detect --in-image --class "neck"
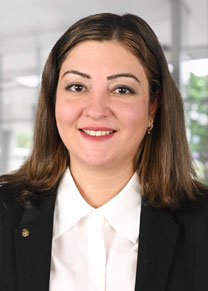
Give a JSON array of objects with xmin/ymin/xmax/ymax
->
[{"xmin": 70, "ymin": 161, "xmax": 135, "ymax": 208}]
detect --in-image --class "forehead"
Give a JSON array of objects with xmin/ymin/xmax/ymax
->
[
  {"xmin": 60, "ymin": 40, "xmax": 148, "ymax": 80},
  {"xmin": 67, "ymin": 40, "xmax": 135, "ymax": 57}
]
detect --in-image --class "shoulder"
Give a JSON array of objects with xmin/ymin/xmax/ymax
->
[
  {"xmin": 194, "ymin": 187, "xmax": 208, "ymax": 217},
  {"xmin": 170, "ymin": 187, "xmax": 208, "ymax": 247},
  {"xmin": 171, "ymin": 187, "xmax": 208, "ymax": 225},
  {"xmin": 193, "ymin": 188, "xmax": 208, "ymax": 230},
  {"xmin": 0, "ymin": 184, "xmax": 24, "ymax": 264},
  {"xmin": 191, "ymin": 188, "xmax": 208, "ymax": 285},
  {"xmin": 0, "ymin": 181, "xmax": 58, "ymax": 217},
  {"xmin": 0, "ymin": 182, "xmax": 24, "ymax": 215}
]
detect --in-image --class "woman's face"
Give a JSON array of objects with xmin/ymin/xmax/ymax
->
[{"xmin": 55, "ymin": 40, "xmax": 157, "ymax": 171}]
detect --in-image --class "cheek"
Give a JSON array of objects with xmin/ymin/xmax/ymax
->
[
  {"xmin": 119, "ymin": 99, "xmax": 149, "ymax": 130},
  {"xmin": 55, "ymin": 99, "xmax": 79, "ymax": 127}
]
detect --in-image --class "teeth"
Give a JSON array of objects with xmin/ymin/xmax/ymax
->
[{"xmin": 82, "ymin": 129, "xmax": 114, "ymax": 136}]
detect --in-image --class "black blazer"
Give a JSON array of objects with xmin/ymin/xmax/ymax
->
[{"xmin": 1, "ymin": 184, "xmax": 208, "ymax": 291}]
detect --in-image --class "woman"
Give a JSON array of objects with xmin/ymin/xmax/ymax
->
[{"xmin": 0, "ymin": 13, "xmax": 208, "ymax": 291}]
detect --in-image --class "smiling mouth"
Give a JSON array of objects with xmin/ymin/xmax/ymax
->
[{"xmin": 80, "ymin": 129, "xmax": 116, "ymax": 136}]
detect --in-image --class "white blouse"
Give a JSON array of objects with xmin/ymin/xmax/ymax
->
[{"xmin": 49, "ymin": 168, "xmax": 141, "ymax": 291}]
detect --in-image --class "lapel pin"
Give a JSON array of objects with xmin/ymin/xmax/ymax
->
[{"xmin": 22, "ymin": 228, "xmax": 30, "ymax": 238}]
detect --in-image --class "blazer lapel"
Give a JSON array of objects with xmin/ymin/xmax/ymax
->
[
  {"xmin": 14, "ymin": 189, "xmax": 57, "ymax": 291},
  {"xmin": 134, "ymin": 201, "xmax": 179, "ymax": 291}
]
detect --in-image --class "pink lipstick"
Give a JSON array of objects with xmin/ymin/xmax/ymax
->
[{"xmin": 79, "ymin": 127, "xmax": 117, "ymax": 141}]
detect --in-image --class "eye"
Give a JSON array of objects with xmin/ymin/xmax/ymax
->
[
  {"xmin": 65, "ymin": 83, "xmax": 86, "ymax": 92},
  {"xmin": 114, "ymin": 86, "xmax": 135, "ymax": 95}
]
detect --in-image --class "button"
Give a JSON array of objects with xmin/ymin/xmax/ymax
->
[{"xmin": 22, "ymin": 228, "xmax": 30, "ymax": 238}]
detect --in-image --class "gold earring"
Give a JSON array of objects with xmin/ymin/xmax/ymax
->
[{"xmin": 147, "ymin": 121, "xmax": 153, "ymax": 135}]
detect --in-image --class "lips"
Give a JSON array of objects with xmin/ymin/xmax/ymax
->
[
  {"xmin": 79, "ymin": 127, "xmax": 117, "ymax": 140},
  {"xmin": 81, "ymin": 129, "xmax": 114, "ymax": 136}
]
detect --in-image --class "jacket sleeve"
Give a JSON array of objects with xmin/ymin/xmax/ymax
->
[
  {"xmin": 194, "ymin": 191, "xmax": 208, "ymax": 291},
  {"xmin": 0, "ymin": 185, "xmax": 23, "ymax": 291}
]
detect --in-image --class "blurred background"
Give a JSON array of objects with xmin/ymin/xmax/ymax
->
[{"xmin": 0, "ymin": 0, "xmax": 208, "ymax": 184}]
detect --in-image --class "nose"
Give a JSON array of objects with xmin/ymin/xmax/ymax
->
[{"xmin": 83, "ymin": 92, "xmax": 111, "ymax": 120}]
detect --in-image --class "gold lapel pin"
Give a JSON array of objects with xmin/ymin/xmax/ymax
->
[{"xmin": 22, "ymin": 228, "xmax": 30, "ymax": 238}]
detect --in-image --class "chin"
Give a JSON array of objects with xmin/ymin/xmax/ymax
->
[
  {"xmin": 83, "ymin": 159, "xmax": 112, "ymax": 167},
  {"xmin": 77, "ymin": 155, "xmax": 115, "ymax": 168}
]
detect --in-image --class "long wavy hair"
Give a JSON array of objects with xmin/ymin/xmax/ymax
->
[{"xmin": 0, "ymin": 13, "xmax": 205, "ymax": 209}]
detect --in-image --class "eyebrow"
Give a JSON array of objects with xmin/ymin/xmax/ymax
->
[
  {"xmin": 107, "ymin": 73, "xmax": 140, "ymax": 83},
  {"xmin": 62, "ymin": 70, "xmax": 91, "ymax": 79},
  {"xmin": 62, "ymin": 70, "xmax": 140, "ymax": 83}
]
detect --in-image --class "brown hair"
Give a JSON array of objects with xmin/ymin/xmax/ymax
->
[{"xmin": 0, "ymin": 13, "xmax": 205, "ymax": 209}]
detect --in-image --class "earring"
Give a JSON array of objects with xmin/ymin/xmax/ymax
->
[{"xmin": 147, "ymin": 120, "xmax": 153, "ymax": 135}]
